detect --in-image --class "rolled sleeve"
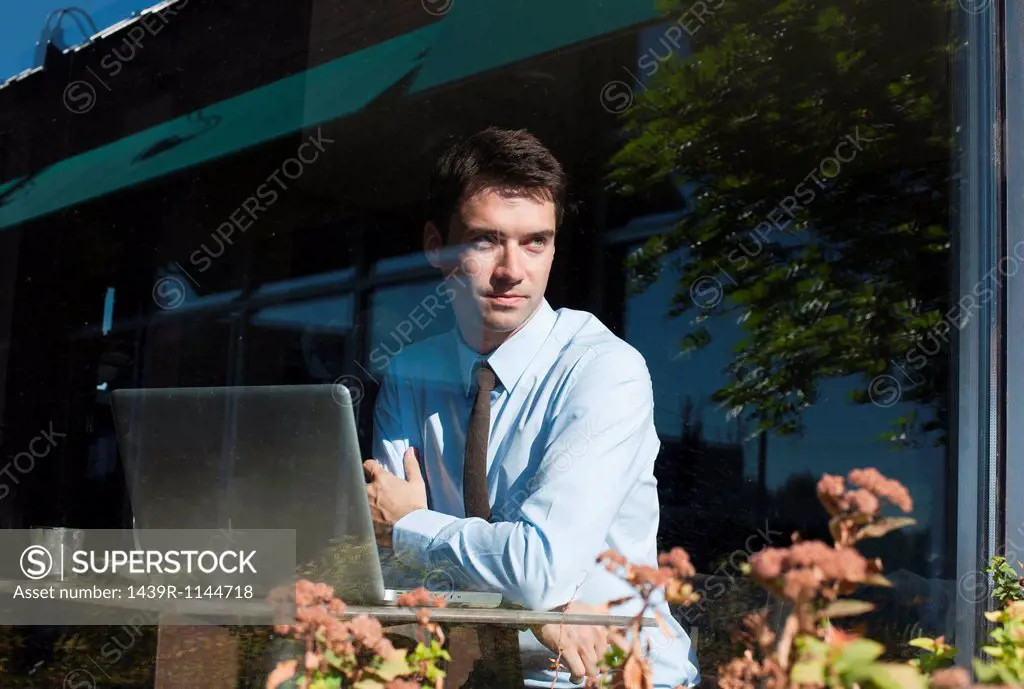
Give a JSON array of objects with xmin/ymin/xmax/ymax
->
[{"xmin": 392, "ymin": 508, "xmax": 458, "ymax": 569}]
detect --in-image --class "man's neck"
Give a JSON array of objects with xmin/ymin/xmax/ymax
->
[{"xmin": 458, "ymin": 305, "xmax": 541, "ymax": 355}]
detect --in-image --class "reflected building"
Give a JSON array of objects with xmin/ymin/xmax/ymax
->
[{"xmin": 657, "ymin": 436, "xmax": 750, "ymax": 571}]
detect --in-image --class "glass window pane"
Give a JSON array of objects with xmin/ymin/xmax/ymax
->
[{"xmin": 0, "ymin": 0, "xmax": 1003, "ymax": 683}]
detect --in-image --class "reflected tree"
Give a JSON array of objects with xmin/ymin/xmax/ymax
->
[
  {"xmin": 657, "ymin": 396, "xmax": 760, "ymax": 569},
  {"xmin": 766, "ymin": 471, "xmax": 829, "ymax": 543},
  {"xmin": 607, "ymin": 0, "xmax": 954, "ymax": 443}
]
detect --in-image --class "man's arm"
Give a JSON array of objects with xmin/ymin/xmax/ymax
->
[
  {"xmin": 390, "ymin": 346, "xmax": 658, "ymax": 611},
  {"xmin": 372, "ymin": 367, "xmax": 410, "ymax": 476},
  {"xmin": 370, "ymin": 366, "xmax": 426, "ymax": 587}
]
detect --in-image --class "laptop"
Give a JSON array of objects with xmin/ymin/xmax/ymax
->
[{"xmin": 110, "ymin": 383, "xmax": 501, "ymax": 608}]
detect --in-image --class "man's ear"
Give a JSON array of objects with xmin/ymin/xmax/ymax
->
[{"xmin": 424, "ymin": 221, "xmax": 444, "ymax": 268}]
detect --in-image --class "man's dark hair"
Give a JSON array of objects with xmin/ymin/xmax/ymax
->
[{"xmin": 427, "ymin": 127, "xmax": 567, "ymax": 238}]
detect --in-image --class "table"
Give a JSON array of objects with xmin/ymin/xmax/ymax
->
[{"xmin": 0, "ymin": 579, "xmax": 654, "ymax": 688}]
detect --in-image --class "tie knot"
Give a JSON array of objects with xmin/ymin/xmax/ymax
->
[{"xmin": 475, "ymin": 361, "xmax": 497, "ymax": 393}]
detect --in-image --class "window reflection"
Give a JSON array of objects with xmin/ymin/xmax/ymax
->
[
  {"xmin": 245, "ymin": 294, "xmax": 354, "ymax": 385},
  {"xmin": 367, "ymin": 280, "xmax": 456, "ymax": 375},
  {"xmin": 625, "ymin": 242, "xmax": 948, "ymax": 575},
  {"xmin": 143, "ymin": 313, "xmax": 235, "ymax": 388},
  {"xmin": 621, "ymin": 238, "xmax": 955, "ymax": 663}
]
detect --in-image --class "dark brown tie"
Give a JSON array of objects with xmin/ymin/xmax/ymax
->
[
  {"xmin": 463, "ymin": 362, "xmax": 496, "ymax": 521},
  {"xmin": 457, "ymin": 361, "xmax": 523, "ymax": 688}
]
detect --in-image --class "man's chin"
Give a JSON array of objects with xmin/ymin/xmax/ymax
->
[
  {"xmin": 479, "ymin": 307, "xmax": 530, "ymax": 334},
  {"xmin": 482, "ymin": 316, "xmax": 524, "ymax": 333},
  {"xmin": 457, "ymin": 299, "xmax": 537, "ymax": 337}
]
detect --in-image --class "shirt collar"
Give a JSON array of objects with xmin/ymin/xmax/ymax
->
[{"xmin": 454, "ymin": 299, "xmax": 557, "ymax": 397}]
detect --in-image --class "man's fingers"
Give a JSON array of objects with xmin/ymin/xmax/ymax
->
[
  {"xmin": 563, "ymin": 650, "xmax": 587, "ymax": 683},
  {"xmin": 582, "ymin": 628, "xmax": 607, "ymax": 652},
  {"xmin": 403, "ymin": 447, "xmax": 422, "ymax": 483},
  {"xmin": 592, "ymin": 639, "xmax": 609, "ymax": 675},
  {"xmin": 363, "ymin": 459, "xmax": 380, "ymax": 481},
  {"xmin": 580, "ymin": 643, "xmax": 601, "ymax": 679}
]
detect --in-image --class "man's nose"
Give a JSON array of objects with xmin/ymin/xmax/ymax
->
[{"xmin": 493, "ymin": 243, "xmax": 524, "ymax": 282}]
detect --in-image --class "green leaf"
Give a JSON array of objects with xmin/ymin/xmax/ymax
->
[
  {"xmin": 310, "ymin": 677, "xmax": 343, "ymax": 689},
  {"xmin": 996, "ymin": 665, "xmax": 1023, "ymax": 684},
  {"xmin": 907, "ymin": 637, "xmax": 935, "ymax": 651},
  {"xmin": 604, "ymin": 644, "xmax": 627, "ymax": 670},
  {"xmin": 680, "ymin": 329, "xmax": 712, "ymax": 353},
  {"xmin": 323, "ymin": 650, "xmax": 347, "ymax": 670},
  {"xmin": 795, "ymin": 634, "xmax": 830, "ymax": 657},
  {"xmin": 868, "ymin": 663, "xmax": 928, "ymax": 689},
  {"xmin": 373, "ymin": 652, "xmax": 411, "ymax": 681},
  {"xmin": 821, "ymin": 599, "xmax": 875, "ymax": 618},
  {"xmin": 973, "ymin": 660, "xmax": 1001, "ymax": 683},
  {"xmin": 981, "ymin": 644, "xmax": 1003, "ymax": 657},
  {"xmin": 790, "ymin": 660, "xmax": 826, "ymax": 685},
  {"xmin": 833, "ymin": 638, "xmax": 885, "ymax": 675},
  {"xmin": 972, "ymin": 658, "xmax": 1022, "ymax": 685}
]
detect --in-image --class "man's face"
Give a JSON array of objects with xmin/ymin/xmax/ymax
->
[{"xmin": 427, "ymin": 188, "xmax": 556, "ymax": 351}]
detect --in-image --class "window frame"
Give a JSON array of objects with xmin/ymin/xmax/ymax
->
[{"xmin": 953, "ymin": 0, "xmax": 1008, "ymax": 664}]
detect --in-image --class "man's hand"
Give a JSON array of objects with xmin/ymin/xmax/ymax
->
[
  {"xmin": 530, "ymin": 601, "xmax": 611, "ymax": 684},
  {"xmin": 364, "ymin": 447, "xmax": 427, "ymax": 548}
]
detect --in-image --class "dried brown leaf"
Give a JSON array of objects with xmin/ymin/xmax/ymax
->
[
  {"xmin": 864, "ymin": 572, "xmax": 893, "ymax": 587},
  {"xmin": 653, "ymin": 610, "xmax": 675, "ymax": 640},
  {"xmin": 819, "ymin": 599, "xmax": 876, "ymax": 618},
  {"xmin": 622, "ymin": 654, "xmax": 654, "ymax": 689},
  {"xmin": 267, "ymin": 660, "xmax": 297, "ymax": 689},
  {"xmin": 857, "ymin": 517, "xmax": 917, "ymax": 540}
]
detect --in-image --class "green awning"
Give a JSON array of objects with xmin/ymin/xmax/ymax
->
[
  {"xmin": 0, "ymin": 177, "xmax": 24, "ymax": 197},
  {"xmin": 0, "ymin": 23, "xmax": 442, "ymax": 229},
  {"xmin": 410, "ymin": 0, "xmax": 659, "ymax": 93}
]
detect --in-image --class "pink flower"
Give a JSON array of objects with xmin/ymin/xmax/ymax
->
[
  {"xmin": 658, "ymin": 547, "xmax": 696, "ymax": 578},
  {"xmin": 817, "ymin": 474, "xmax": 850, "ymax": 515},
  {"xmin": 848, "ymin": 468, "xmax": 913, "ymax": 512},
  {"xmin": 848, "ymin": 489, "xmax": 880, "ymax": 517},
  {"xmin": 749, "ymin": 540, "xmax": 872, "ymax": 602}
]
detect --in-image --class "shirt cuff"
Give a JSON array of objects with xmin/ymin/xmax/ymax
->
[{"xmin": 392, "ymin": 508, "xmax": 458, "ymax": 570}]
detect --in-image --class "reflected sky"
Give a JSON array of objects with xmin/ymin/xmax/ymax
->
[{"xmin": 0, "ymin": 0, "xmax": 156, "ymax": 82}]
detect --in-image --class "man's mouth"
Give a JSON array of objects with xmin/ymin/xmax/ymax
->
[{"xmin": 485, "ymin": 294, "xmax": 527, "ymax": 306}]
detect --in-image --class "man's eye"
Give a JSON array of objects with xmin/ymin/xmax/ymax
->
[{"xmin": 529, "ymin": 237, "xmax": 548, "ymax": 247}]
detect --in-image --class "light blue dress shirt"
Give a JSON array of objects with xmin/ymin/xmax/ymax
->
[{"xmin": 372, "ymin": 298, "xmax": 700, "ymax": 688}]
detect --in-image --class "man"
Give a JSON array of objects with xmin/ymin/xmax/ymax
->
[{"xmin": 364, "ymin": 127, "xmax": 700, "ymax": 688}]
